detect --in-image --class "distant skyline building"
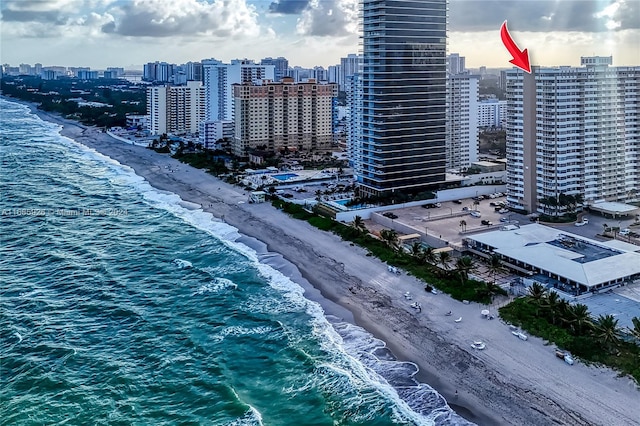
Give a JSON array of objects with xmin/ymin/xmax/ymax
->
[
  {"xmin": 447, "ymin": 53, "xmax": 466, "ymax": 75},
  {"xmin": 357, "ymin": 0, "xmax": 448, "ymax": 196},
  {"xmin": 478, "ymin": 99, "xmax": 506, "ymax": 128},
  {"xmin": 339, "ymin": 54, "xmax": 362, "ymax": 91},
  {"xmin": 260, "ymin": 57, "xmax": 289, "ymax": 82},
  {"xmin": 202, "ymin": 58, "xmax": 275, "ymax": 122},
  {"xmin": 232, "ymin": 78, "xmax": 337, "ymax": 157},
  {"xmin": 505, "ymin": 56, "xmax": 640, "ymax": 214},
  {"xmin": 147, "ymin": 81, "xmax": 205, "ymax": 136},
  {"xmin": 446, "ymin": 73, "xmax": 479, "ymax": 171}
]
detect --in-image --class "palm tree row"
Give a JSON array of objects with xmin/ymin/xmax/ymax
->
[{"xmin": 525, "ymin": 283, "xmax": 640, "ymax": 352}]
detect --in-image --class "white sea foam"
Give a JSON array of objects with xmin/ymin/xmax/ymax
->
[
  {"xmin": 193, "ymin": 278, "xmax": 238, "ymax": 295},
  {"xmin": 172, "ymin": 259, "xmax": 193, "ymax": 269},
  {"xmin": 42, "ymin": 117, "xmax": 468, "ymax": 425}
]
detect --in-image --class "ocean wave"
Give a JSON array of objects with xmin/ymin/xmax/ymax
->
[
  {"xmin": 194, "ymin": 278, "xmax": 238, "ymax": 295},
  {"xmin": 17, "ymin": 102, "xmax": 470, "ymax": 425}
]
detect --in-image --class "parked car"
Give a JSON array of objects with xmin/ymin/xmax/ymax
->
[
  {"xmin": 462, "ymin": 206, "xmax": 470, "ymax": 211},
  {"xmin": 620, "ymin": 228, "xmax": 631, "ymax": 236},
  {"xmin": 470, "ymin": 211, "xmax": 482, "ymax": 218},
  {"xmin": 498, "ymin": 208, "xmax": 509, "ymax": 214},
  {"xmin": 481, "ymin": 220, "xmax": 493, "ymax": 226},
  {"xmin": 500, "ymin": 217, "xmax": 509, "ymax": 223},
  {"xmin": 574, "ymin": 218, "xmax": 588, "ymax": 227},
  {"xmin": 383, "ymin": 212, "xmax": 398, "ymax": 219},
  {"xmin": 453, "ymin": 199, "xmax": 462, "ymax": 204}
]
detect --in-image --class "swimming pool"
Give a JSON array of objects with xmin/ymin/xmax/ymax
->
[{"xmin": 272, "ymin": 173, "xmax": 299, "ymax": 181}]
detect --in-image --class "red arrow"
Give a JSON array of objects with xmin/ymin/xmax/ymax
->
[{"xmin": 500, "ymin": 20, "xmax": 531, "ymax": 73}]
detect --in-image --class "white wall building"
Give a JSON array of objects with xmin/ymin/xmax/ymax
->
[
  {"xmin": 506, "ymin": 56, "xmax": 640, "ymax": 214},
  {"xmin": 478, "ymin": 99, "xmax": 507, "ymax": 128},
  {"xmin": 446, "ymin": 73, "xmax": 479, "ymax": 171},
  {"xmin": 447, "ymin": 53, "xmax": 466, "ymax": 75},
  {"xmin": 147, "ymin": 81, "xmax": 205, "ymax": 135},
  {"xmin": 199, "ymin": 120, "xmax": 234, "ymax": 150},
  {"xmin": 202, "ymin": 59, "xmax": 275, "ymax": 122},
  {"xmin": 339, "ymin": 54, "xmax": 362, "ymax": 91}
]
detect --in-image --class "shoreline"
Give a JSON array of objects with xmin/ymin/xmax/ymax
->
[{"xmin": 8, "ymin": 97, "xmax": 639, "ymax": 425}]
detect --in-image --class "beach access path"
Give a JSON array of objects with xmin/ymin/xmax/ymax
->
[{"xmin": 29, "ymin": 107, "xmax": 640, "ymax": 426}]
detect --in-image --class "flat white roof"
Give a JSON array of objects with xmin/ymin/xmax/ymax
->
[
  {"xmin": 591, "ymin": 201, "xmax": 638, "ymax": 214},
  {"xmin": 466, "ymin": 224, "xmax": 640, "ymax": 287}
]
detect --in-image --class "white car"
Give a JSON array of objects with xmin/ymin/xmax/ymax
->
[
  {"xmin": 620, "ymin": 228, "xmax": 631, "ymax": 236},
  {"xmin": 574, "ymin": 219, "xmax": 588, "ymax": 226},
  {"xmin": 470, "ymin": 211, "xmax": 481, "ymax": 218}
]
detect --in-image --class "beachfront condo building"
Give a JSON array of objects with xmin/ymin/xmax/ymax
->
[
  {"xmin": 505, "ymin": 56, "xmax": 640, "ymax": 214},
  {"xmin": 356, "ymin": 0, "xmax": 448, "ymax": 197},
  {"xmin": 147, "ymin": 81, "xmax": 205, "ymax": 136},
  {"xmin": 232, "ymin": 78, "xmax": 338, "ymax": 157},
  {"xmin": 446, "ymin": 72, "xmax": 480, "ymax": 172}
]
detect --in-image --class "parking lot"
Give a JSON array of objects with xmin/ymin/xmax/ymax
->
[{"xmin": 379, "ymin": 194, "xmax": 529, "ymax": 247}]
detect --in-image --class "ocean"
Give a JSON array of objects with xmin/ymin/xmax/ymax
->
[{"xmin": 0, "ymin": 98, "xmax": 469, "ymax": 425}]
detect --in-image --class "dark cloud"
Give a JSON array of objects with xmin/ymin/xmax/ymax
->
[
  {"xmin": 268, "ymin": 0, "xmax": 310, "ymax": 14},
  {"xmin": 449, "ymin": 0, "xmax": 639, "ymax": 32}
]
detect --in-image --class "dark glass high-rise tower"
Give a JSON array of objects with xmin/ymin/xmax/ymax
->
[{"xmin": 357, "ymin": 0, "xmax": 447, "ymax": 196}]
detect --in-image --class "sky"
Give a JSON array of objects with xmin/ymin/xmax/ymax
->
[{"xmin": 1, "ymin": 0, "xmax": 638, "ymax": 70}]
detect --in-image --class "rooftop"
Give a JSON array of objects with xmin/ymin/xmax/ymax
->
[{"xmin": 466, "ymin": 224, "xmax": 640, "ymax": 287}]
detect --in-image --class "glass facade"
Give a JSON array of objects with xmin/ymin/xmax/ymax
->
[{"xmin": 358, "ymin": 0, "xmax": 447, "ymax": 195}]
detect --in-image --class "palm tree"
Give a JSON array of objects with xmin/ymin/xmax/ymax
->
[
  {"xmin": 543, "ymin": 291, "xmax": 562, "ymax": 325},
  {"xmin": 566, "ymin": 303, "xmax": 592, "ymax": 335},
  {"xmin": 527, "ymin": 282, "xmax": 548, "ymax": 315},
  {"xmin": 352, "ymin": 215, "xmax": 366, "ymax": 234},
  {"xmin": 602, "ymin": 223, "xmax": 610, "ymax": 235},
  {"xmin": 473, "ymin": 200, "xmax": 480, "ymax": 211},
  {"xmin": 627, "ymin": 317, "xmax": 640, "ymax": 340},
  {"xmin": 380, "ymin": 229, "xmax": 398, "ymax": 249},
  {"xmin": 437, "ymin": 251, "xmax": 452, "ymax": 274},
  {"xmin": 454, "ymin": 256, "xmax": 475, "ymax": 284},
  {"xmin": 421, "ymin": 246, "xmax": 437, "ymax": 267},
  {"xmin": 487, "ymin": 254, "xmax": 504, "ymax": 285},
  {"xmin": 594, "ymin": 315, "xmax": 622, "ymax": 352},
  {"xmin": 459, "ymin": 219, "xmax": 467, "ymax": 232},
  {"xmin": 410, "ymin": 241, "xmax": 422, "ymax": 258}
]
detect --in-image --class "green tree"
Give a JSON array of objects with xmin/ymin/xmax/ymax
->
[
  {"xmin": 352, "ymin": 215, "xmax": 366, "ymax": 234},
  {"xmin": 421, "ymin": 246, "xmax": 437, "ymax": 267},
  {"xmin": 410, "ymin": 241, "xmax": 422, "ymax": 258},
  {"xmin": 566, "ymin": 303, "xmax": 593, "ymax": 335},
  {"xmin": 454, "ymin": 256, "xmax": 475, "ymax": 284},
  {"xmin": 437, "ymin": 250, "xmax": 452, "ymax": 274},
  {"xmin": 526, "ymin": 282, "xmax": 548, "ymax": 315},
  {"xmin": 488, "ymin": 254, "xmax": 504, "ymax": 285},
  {"xmin": 380, "ymin": 229, "xmax": 399, "ymax": 250},
  {"xmin": 459, "ymin": 219, "xmax": 467, "ymax": 232},
  {"xmin": 593, "ymin": 314, "xmax": 622, "ymax": 353},
  {"xmin": 627, "ymin": 317, "xmax": 640, "ymax": 340}
]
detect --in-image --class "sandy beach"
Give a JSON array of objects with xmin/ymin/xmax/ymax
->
[{"xmin": 17, "ymin": 101, "xmax": 640, "ymax": 425}]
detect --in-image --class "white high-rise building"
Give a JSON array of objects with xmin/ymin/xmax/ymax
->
[
  {"xmin": 202, "ymin": 59, "xmax": 275, "ymax": 122},
  {"xmin": 506, "ymin": 56, "xmax": 640, "ymax": 214},
  {"xmin": 147, "ymin": 81, "xmax": 205, "ymax": 135},
  {"xmin": 478, "ymin": 99, "xmax": 507, "ymax": 128},
  {"xmin": 339, "ymin": 54, "xmax": 362, "ymax": 91},
  {"xmin": 446, "ymin": 73, "xmax": 479, "ymax": 171},
  {"xmin": 346, "ymin": 74, "xmax": 363, "ymax": 170},
  {"xmin": 328, "ymin": 65, "xmax": 341, "ymax": 85},
  {"xmin": 447, "ymin": 53, "xmax": 466, "ymax": 75}
]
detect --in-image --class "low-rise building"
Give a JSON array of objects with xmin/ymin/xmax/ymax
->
[{"xmin": 464, "ymin": 223, "xmax": 640, "ymax": 295}]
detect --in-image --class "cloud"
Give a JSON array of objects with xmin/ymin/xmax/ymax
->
[
  {"xmin": 268, "ymin": 0, "xmax": 310, "ymax": 15},
  {"xmin": 449, "ymin": 0, "xmax": 639, "ymax": 33},
  {"xmin": 101, "ymin": 0, "xmax": 260, "ymax": 37},
  {"xmin": 295, "ymin": 0, "xmax": 358, "ymax": 37},
  {"xmin": 267, "ymin": 0, "xmax": 639, "ymax": 37}
]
